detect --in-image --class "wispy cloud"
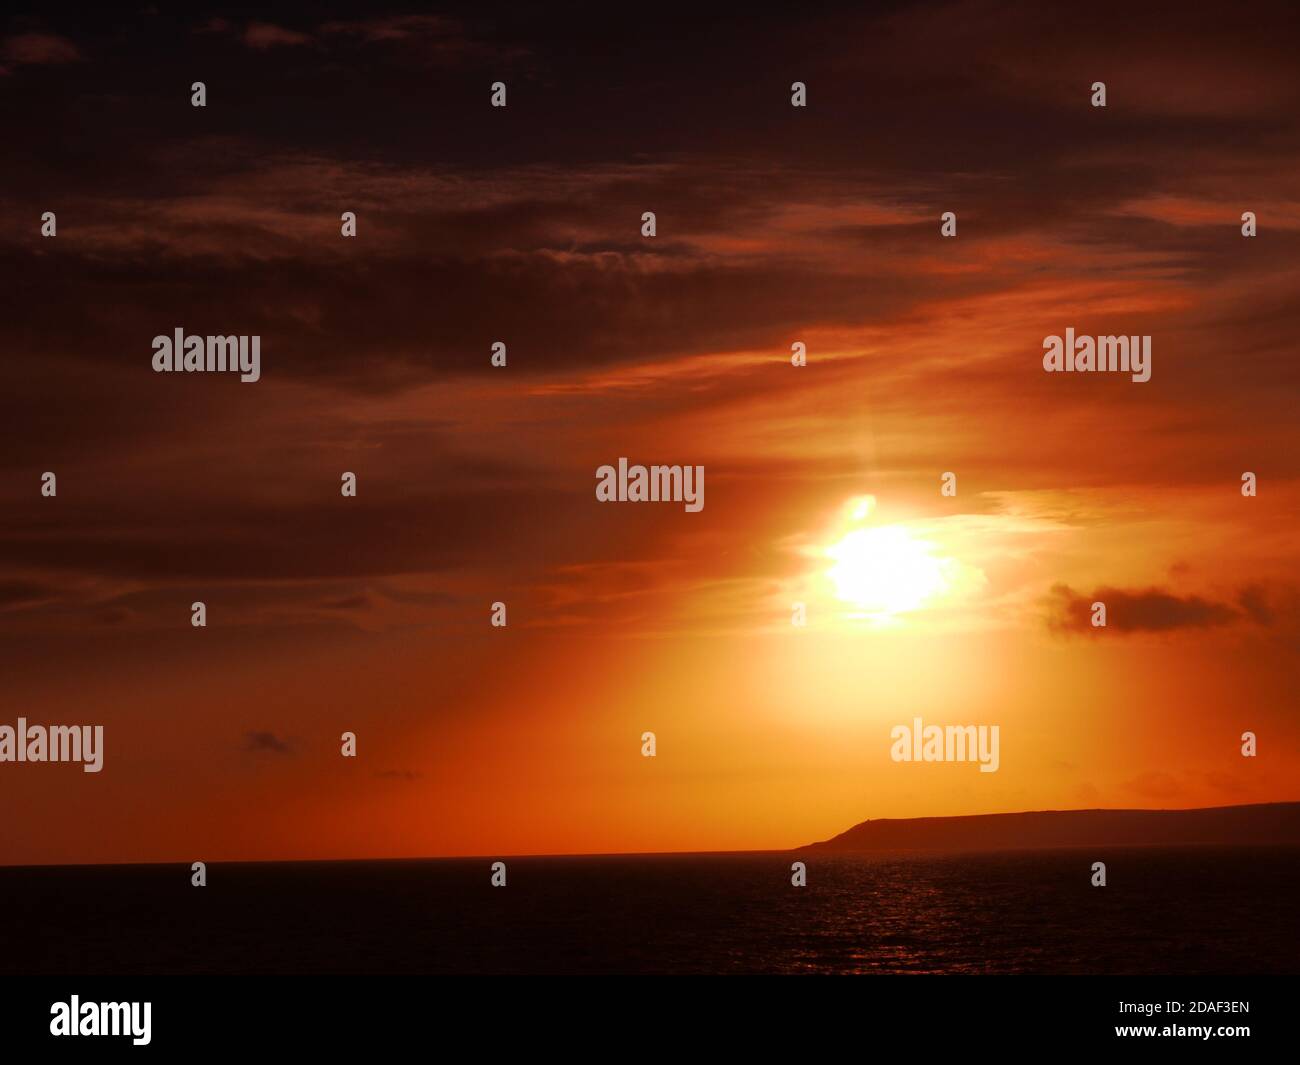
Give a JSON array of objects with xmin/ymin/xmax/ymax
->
[
  {"xmin": 1, "ymin": 31, "xmax": 80, "ymax": 71},
  {"xmin": 242, "ymin": 22, "xmax": 315, "ymax": 50}
]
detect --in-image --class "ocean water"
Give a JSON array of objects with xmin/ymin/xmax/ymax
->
[{"xmin": 3, "ymin": 846, "xmax": 1297, "ymax": 975}]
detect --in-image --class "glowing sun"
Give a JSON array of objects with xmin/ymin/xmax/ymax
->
[
  {"xmin": 826, "ymin": 525, "xmax": 951, "ymax": 615},
  {"xmin": 817, "ymin": 496, "xmax": 970, "ymax": 619}
]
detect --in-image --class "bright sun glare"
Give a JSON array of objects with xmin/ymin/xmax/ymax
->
[{"xmin": 823, "ymin": 497, "xmax": 954, "ymax": 617}]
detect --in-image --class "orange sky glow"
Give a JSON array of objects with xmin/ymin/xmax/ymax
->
[{"xmin": 2, "ymin": 2, "xmax": 1298, "ymax": 865}]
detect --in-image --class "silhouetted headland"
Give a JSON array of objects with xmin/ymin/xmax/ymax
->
[{"xmin": 802, "ymin": 801, "xmax": 1300, "ymax": 853}]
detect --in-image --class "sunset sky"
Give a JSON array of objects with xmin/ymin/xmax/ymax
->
[{"xmin": 2, "ymin": 2, "xmax": 1298, "ymax": 865}]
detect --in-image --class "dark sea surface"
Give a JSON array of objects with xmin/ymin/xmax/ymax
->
[{"xmin": 3, "ymin": 846, "xmax": 1297, "ymax": 975}]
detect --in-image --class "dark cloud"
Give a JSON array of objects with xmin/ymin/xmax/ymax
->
[
  {"xmin": 1238, "ymin": 584, "xmax": 1277, "ymax": 626},
  {"xmin": 242, "ymin": 731, "xmax": 294, "ymax": 755},
  {"xmin": 0, "ymin": 579, "xmax": 56, "ymax": 609},
  {"xmin": 1235, "ymin": 584, "xmax": 1300, "ymax": 630},
  {"xmin": 1048, "ymin": 584, "xmax": 1240, "ymax": 634},
  {"xmin": 2, "ymin": 0, "xmax": 1299, "ymax": 643},
  {"xmin": 0, "ymin": 488, "xmax": 573, "ymax": 583}
]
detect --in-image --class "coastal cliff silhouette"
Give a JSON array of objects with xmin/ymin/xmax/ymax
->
[{"xmin": 802, "ymin": 801, "xmax": 1300, "ymax": 853}]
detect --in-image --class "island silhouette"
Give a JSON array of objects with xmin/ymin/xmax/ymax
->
[{"xmin": 802, "ymin": 800, "xmax": 1300, "ymax": 853}]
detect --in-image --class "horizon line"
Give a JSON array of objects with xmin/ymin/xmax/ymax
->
[{"xmin": 5, "ymin": 798, "xmax": 1297, "ymax": 871}]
